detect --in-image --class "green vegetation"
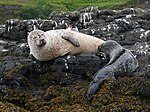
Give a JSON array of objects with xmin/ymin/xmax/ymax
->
[
  {"xmin": 0, "ymin": 77, "xmax": 150, "ymax": 111},
  {"xmin": 0, "ymin": 0, "xmax": 139, "ymax": 10},
  {"xmin": 46, "ymin": 0, "xmax": 131, "ymax": 11},
  {"xmin": 0, "ymin": 17, "xmax": 6, "ymax": 24},
  {"xmin": 0, "ymin": 0, "xmax": 139, "ymax": 24},
  {"xmin": 17, "ymin": 0, "xmax": 138, "ymax": 19},
  {"xmin": 0, "ymin": 0, "xmax": 36, "ymax": 5}
]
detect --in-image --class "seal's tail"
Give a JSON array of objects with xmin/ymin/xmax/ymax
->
[
  {"xmin": 87, "ymin": 78, "xmax": 104, "ymax": 100},
  {"xmin": 87, "ymin": 71, "xmax": 115, "ymax": 100}
]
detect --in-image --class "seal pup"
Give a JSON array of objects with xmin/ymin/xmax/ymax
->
[
  {"xmin": 87, "ymin": 40, "xmax": 138, "ymax": 100},
  {"xmin": 27, "ymin": 29, "xmax": 105, "ymax": 61}
]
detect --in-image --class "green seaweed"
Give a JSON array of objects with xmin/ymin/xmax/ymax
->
[
  {"xmin": 0, "ymin": 76, "xmax": 150, "ymax": 111},
  {"xmin": 0, "ymin": 101, "xmax": 26, "ymax": 112},
  {"xmin": 1, "ymin": 58, "xmax": 150, "ymax": 111}
]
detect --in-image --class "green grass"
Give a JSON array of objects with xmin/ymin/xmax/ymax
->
[
  {"xmin": 0, "ymin": 0, "xmax": 36, "ymax": 5},
  {"xmin": 0, "ymin": 17, "xmax": 6, "ymax": 24},
  {"xmin": 40, "ymin": 0, "xmax": 131, "ymax": 11}
]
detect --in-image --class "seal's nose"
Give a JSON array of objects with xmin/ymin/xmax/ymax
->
[
  {"xmin": 41, "ymin": 38, "xmax": 46, "ymax": 44},
  {"xmin": 98, "ymin": 43, "xmax": 104, "ymax": 51},
  {"xmin": 41, "ymin": 39, "xmax": 45, "ymax": 42}
]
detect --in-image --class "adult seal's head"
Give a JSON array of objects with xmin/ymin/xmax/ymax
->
[
  {"xmin": 28, "ymin": 30, "xmax": 46, "ymax": 48},
  {"xmin": 87, "ymin": 40, "xmax": 138, "ymax": 100},
  {"xmin": 27, "ymin": 30, "xmax": 48, "ymax": 60}
]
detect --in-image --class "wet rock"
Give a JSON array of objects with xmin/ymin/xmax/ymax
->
[
  {"xmin": 0, "ymin": 40, "xmax": 107, "ymax": 88},
  {"xmin": 0, "ymin": 25, "xmax": 5, "ymax": 37},
  {"xmin": 122, "ymin": 8, "xmax": 136, "ymax": 15},
  {"xmin": 0, "ymin": 7, "xmax": 150, "ymax": 111},
  {"xmin": 138, "ymin": 11, "xmax": 150, "ymax": 21},
  {"xmin": 136, "ymin": 19, "xmax": 150, "ymax": 30},
  {"xmin": 0, "ymin": 7, "xmax": 149, "ymax": 46},
  {"xmin": 39, "ymin": 20, "xmax": 56, "ymax": 31},
  {"xmin": 0, "ymin": 7, "xmax": 150, "ymax": 85},
  {"xmin": 133, "ymin": 76, "xmax": 150, "ymax": 97}
]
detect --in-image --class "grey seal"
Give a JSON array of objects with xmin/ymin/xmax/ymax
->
[
  {"xmin": 27, "ymin": 29, "xmax": 105, "ymax": 61},
  {"xmin": 87, "ymin": 40, "xmax": 138, "ymax": 100}
]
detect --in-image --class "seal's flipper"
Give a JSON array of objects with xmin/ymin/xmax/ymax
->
[
  {"xmin": 87, "ymin": 79, "xmax": 104, "ymax": 100},
  {"xmin": 87, "ymin": 75, "xmax": 115, "ymax": 100},
  {"xmin": 66, "ymin": 25, "xmax": 72, "ymax": 30},
  {"xmin": 107, "ymin": 55, "xmax": 117, "ymax": 65},
  {"xmin": 87, "ymin": 66, "xmax": 116, "ymax": 100},
  {"xmin": 62, "ymin": 35, "xmax": 80, "ymax": 47},
  {"xmin": 107, "ymin": 49, "xmax": 126, "ymax": 66}
]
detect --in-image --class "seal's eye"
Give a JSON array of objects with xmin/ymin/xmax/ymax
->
[
  {"xmin": 33, "ymin": 36, "xmax": 37, "ymax": 39},
  {"xmin": 39, "ymin": 33, "xmax": 44, "ymax": 36},
  {"xmin": 31, "ymin": 35, "xmax": 37, "ymax": 40}
]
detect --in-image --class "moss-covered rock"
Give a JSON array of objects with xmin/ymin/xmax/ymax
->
[
  {"xmin": 0, "ymin": 101, "xmax": 26, "ymax": 112},
  {"xmin": 0, "ymin": 55, "xmax": 150, "ymax": 111},
  {"xmin": 0, "ymin": 74, "xmax": 150, "ymax": 111}
]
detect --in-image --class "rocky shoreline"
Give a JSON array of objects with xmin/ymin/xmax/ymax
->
[{"xmin": 0, "ymin": 7, "xmax": 150, "ymax": 111}]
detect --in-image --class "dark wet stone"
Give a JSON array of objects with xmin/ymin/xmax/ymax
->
[
  {"xmin": 0, "ymin": 7, "xmax": 150, "ymax": 85},
  {"xmin": 138, "ymin": 12, "xmax": 150, "ymax": 21},
  {"xmin": 121, "ymin": 8, "xmax": 135, "ymax": 14},
  {"xmin": 32, "ymin": 90, "xmax": 44, "ymax": 96},
  {"xmin": 0, "ymin": 25, "xmax": 5, "ymax": 37},
  {"xmin": 98, "ymin": 9, "xmax": 117, "ymax": 16},
  {"xmin": 0, "ymin": 85, "xmax": 6, "ymax": 91},
  {"xmin": 42, "ymin": 95, "xmax": 51, "ymax": 101},
  {"xmin": 0, "ymin": 7, "xmax": 150, "ymax": 111},
  {"xmin": 136, "ymin": 19, "xmax": 150, "ymax": 30}
]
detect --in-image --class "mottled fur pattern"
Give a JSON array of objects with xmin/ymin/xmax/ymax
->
[
  {"xmin": 28, "ymin": 30, "xmax": 46, "ymax": 47},
  {"xmin": 27, "ymin": 29, "xmax": 105, "ymax": 61}
]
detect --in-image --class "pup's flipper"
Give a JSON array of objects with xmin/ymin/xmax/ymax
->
[
  {"xmin": 107, "ymin": 49, "xmax": 126, "ymax": 66},
  {"xmin": 87, "ymin": 68, "xmax": 115, "ymax": 100}
]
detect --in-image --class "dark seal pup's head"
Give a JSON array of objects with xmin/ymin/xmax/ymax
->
[
  {"xmin": 98, "ymin": 40, "xmax": 125, "ymax": 65},
  {"xmin": 99, "ymin": 40, "xmax": 123, "ymax": 55},
  {"xmin": 28, "ymin": 30, "xmax": 46, "ymax": 47}
]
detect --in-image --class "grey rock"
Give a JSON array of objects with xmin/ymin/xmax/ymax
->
[{"xmin": 0, "ymin": 7, "xmax": 150, "ymax": 91}]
